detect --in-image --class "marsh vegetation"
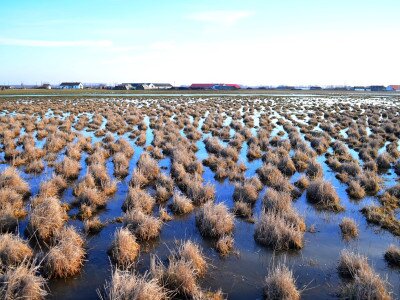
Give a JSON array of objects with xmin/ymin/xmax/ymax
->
[{"xmin": 0, "ymin": 94, "xmax": 399, "ymax": 299}]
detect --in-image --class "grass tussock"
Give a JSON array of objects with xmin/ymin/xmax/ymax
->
[
  {"xmin": 338, "ymin": 250, "xmax": 371, "ymax": 278},
  {"xmin": 39, "ymin": 175, "xmax": 67, "ymax": 198},
  {"xmin": 0, "ymin": 167, "xmax": 30, "ymax": 196},
  {"xmin": 196, "ymin": 202, "xmax": 234, "ymax": 238},
  {"xmin": 361, "ymin": 205, "xmax": 400, "ymax": 236},
  {"xmin": 0, "ymin": 262, "xmax": 47, "ymax": 300},
  {"xmin": 0, "ymin": 233, "xmax": 33, "ymax": 268},
  {"xmin": 264, "ymin": 263, "xmax": 300, "ymax": 300},
  {"xmin": 358, "ymin": 171, "xmax": 381, "ymax": 195},
  {"xmin": 294, "ymin": 175, "xmax": 309, "ymax": 190},
  {"xmin": 137, "ymin": 152, "xmax": 160, "ymax": 182},
  {"xmin": 176, "ymin": 240, "xmax": 207, "ymax": 276},
  {"xmin": 44, "ymin": 226, "xmax": 85, "ymax": 278},
  {"xmin": 55, "ymin": 157, "xmax": 81, "ymax": 179},
  {"xmin": 339, "ymin": 217, "xmax": 359, "ymax": 240},
  {"xmin": 151, "ymin": 240, "xmax": 208, "ymax": 298},
  {"xmin": 216, "ymin": 235, "xmax": 234, "ymax": 256},
  {"xmin": 254, "ymin": 210, "xmax": 304, "ymax": 250},
  {"xmin": 101, "ymin": 268, "xmax": 167, "ymax": 300},
  {"xmin": 159, "ymin": 207, "xmax": 173, "ymax": 222},
  {"xmin": 262, "ymin": 188, "xmax": 292, "ymax": 212},
  {"xmin": 28, "ymin": 196, "xmax": 67, "ymax": 241},
  {"xmin": 306, "ymin": 179, "xmax": 344, "ymax": 212},
  {"xmin": 84, "ymin": 216, "xmax": 105, "ymax": 234},
  {"xmin": 347, "ymin": 180, "xmax": 366, "ymax": 200},
  {"xmin": 171, "ymin": 192, "xmax": 194, "ymax": 215},
  {"xmin": 233, "ymin": 181, "xmax": 259, "ymax": 204},
  {"xmin": 338, "ymin": 250, "xmax": 391, "ymax": 300},
  {"xmin": 384, "ymin": 245, "xmax": 400, "ymax": 267},
  {"xmin": 124, "ymin": 210, "xmax": 162, "ymax": 241},
  {"xmin": 109, "ymin": 227, "xmax": 140, "ymax": 268},
  {"xmin": 233, "ymin": 201, "xmax": 253, "ymax": 220},
  {"xmin": 123, "ymin": 186, "xmax": 155, "ymax": 214}
]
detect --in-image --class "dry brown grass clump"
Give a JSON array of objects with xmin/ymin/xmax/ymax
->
[
  {"xmin": 137, "ymin": 152, "xmax": 160, "ymax": 182},
  {"xmin": 109, "ymin": 228, "xmax": 140, "ymax": 268},
  {"xmin": 361, "ymin": 205, "xmax": 400, "ymax": 236},
  {"xmin": 196, "ymin": 202, "xmax": 234, "ymax": 238},
  {"xmin": 0, "ymin": 262, "xmax": 47, "ymax": 300},
  {"xmin": 0, "ymin": 188, "xmax": 26, "ymax": 231},
  {"xmin": 159, "ymin": 207, "xmax": 173, "ymax": 222},
  {"xmin": 152, "ymin": 256, "xmax": 199, "ymax": 298},
  {"xmin": 102, "ymin": 269, "xmax": 167, "ymax": 300},
  {"xmin": 44, "ymin": 226, "xmax": 85, "ymax": 278},
  {"xmin": 254, "ymin": 210, "xmax": 304, "ymax": 250},
  {"xmin": 357, "ymin": 171, "xmax": 382, "ymax": 195},
  {"xmin": 39, "ymin": 175, "xmax": 67, "ymax": 198},
  {"xmin": 305, "ymin": 160, "xmax": 323, "ymax": 180},
  {"xmin": 233, "ymin": 201, "xmax": 253, "ymax": 220},
  {"xmin": 376, "ymin": 152, "xmax": 392, "ymax": 170},
  {"xmin": 124, "ymin": 210, "xmax": 162, "ymax": 241},
  {"xmin": 25, "ymin": 159, "xmax": 45, "ymax": 174},
  {"xmin": 384, "ymin": 245, "xmax": 400, "ymax": 266},
  {"xmin": 306, "ymin": 179, "xmax": 344, "ymax": 212},
  {"xmin": 122, "ymin": 186, "xmax": 155, "ymax": 214},
  {"xmin": 340, "ymin": 267, "xmax": 391, "ymax": 300},
  {"xmin": 294, "ymin": 175, "xmax": 309, "ymax": 190},
  {"xmin": 176, "ymin": 240, "xmax": 207, "ymax": 276},
  {"xmin": 216, "ymin": 235, "xmax": 234, "ymax": 256},
  {"xmin": 184, "ymin": 179, "xmax": 215, "ymax": 206},
  {"xmin": 55, "ymin": 157, "xmax": 81, "ymax": 179},
  {"xmin": 277, "ymin": 156, "xmax": 296, "ymax": 176},
  {"xmin": 347, "ymin": 180, "xmax": 366, "ymax": 199},
  {"xmin": 28, "ymin": 196, "xmax": 67, "ymax": 241},
  {"xmin": 340, "ymin": 217, "xmax": 359, "ymax": 240},
  {"xmin": 338, "ymin": 250, "xmax": 371, "ymax": 278},
  {"xmin": 338, "ymin": 250, "xmax": 391, "ymax": 300},
  {"xmin": 76, "ymin": 186, "xmax": 107, "ymax": 209},
  {"xmin": 0, "ymin": 233, "xmax": 33, "ymax": 268},
  {"xmin": 152, "ymin": 240, "xmax": 208, "ymax": 298},
  {"xmin": 84, "ymin": 216, "xmax": 105, "ymax": 234},
  {"xmin": 171, "ymin": 192, "xmax": 194, "ymax": 215},
  {"xmin": 262, "ymin": 188, "xmax": 292, "ymax": 212},
  {"xmin": 0, "ymin": 167, "xmax": 30, "ymax": 196},
  {"xmin": 113, "ymin": 152, "xmax": 130, "ymax": 178},
  {"xmin": 264, "ymin": 263, "xmax": 300, "ymax": 300},
  {"xmin": 233, "ymin": 181, "xmax": 259, "ymax": 204},
  {"xmin": 130, "ymin": 168, "xmax": 149, "ymax": 188}
]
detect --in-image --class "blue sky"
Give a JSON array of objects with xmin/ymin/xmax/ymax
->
[{"xmin": 1, "ymin": 0, "xmax": 399, "ymax": 86}]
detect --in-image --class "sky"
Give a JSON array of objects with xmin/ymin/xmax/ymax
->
[{"xmin": 0, "ymin": 0, "xmax": 399, "ymax": 86}]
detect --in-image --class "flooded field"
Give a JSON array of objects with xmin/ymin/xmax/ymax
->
[{"xmin": 0, "ymin": 95, "xmax": 399, "ymax": 299}]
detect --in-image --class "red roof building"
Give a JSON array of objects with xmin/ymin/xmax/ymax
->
[
  {"xmin": 189, "ymin": 83, "xmax": 218, "ymax": 90},
  {"xmin": 388, "ymin": 85, "xmax": 400, "ymax": 91}
]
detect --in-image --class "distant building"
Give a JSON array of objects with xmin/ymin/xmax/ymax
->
[
  {"xmin": 310, "ymin": 86, "xmax": 322, "ymax": 90},
  {"xmin": 60, "ymin": 82, "xmax": 83, "ymax": 89},
  {"xmin": 125, "ymin": 83, "xmax": 155, "ymax": 90},
  {"xmin": 153, "ymin": 83, "xmax": 173, "ymax": 90},
  {"xmin": 38, "ymin": 83, "xmax": 51, "ymax": 89},
  {"xmin": 369, "ymin": 85, "xmax": 386, "ymax": 92},
  {"xmin": 213, "ymin": 84, "xmax": 241, "ymax": 90},
  {"xmin": 189, "ymin": 83, "xmax": 218, "ymax": 90},
  {"xmin": 114, "ymin": 83, "xmax": 132, "ymax": 90},
  {"xmin": 354, "ymin": 86, "xmax": 367, "ymax": 91},
  {"xmin": 387, "ymin": 85, "xmax": 400, "ymax": 91}
]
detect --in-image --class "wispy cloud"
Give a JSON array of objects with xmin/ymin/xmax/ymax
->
[
  {"xmin": 187, "ymin": 10, "xmax": 254, "ymax": 26},
  {"xmin": 0, "ymin": 38, "xmax": 112, "ymax": 47}
]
